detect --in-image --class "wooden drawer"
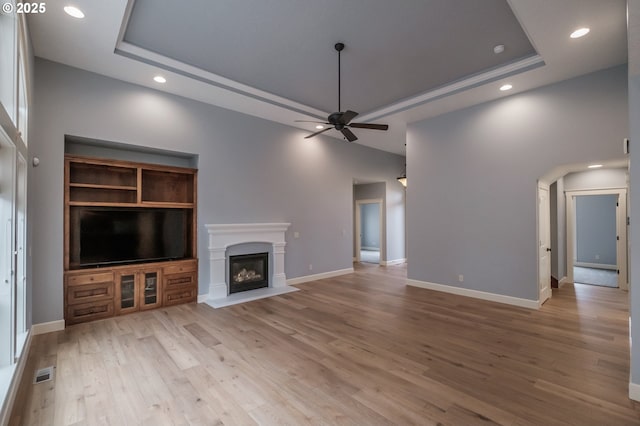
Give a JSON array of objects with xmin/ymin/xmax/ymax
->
[
  {"xmin": 163, "ymin": 287, "xmax": 197, "ymax": 306},
  {"xmin": 163, "ymin": 261, "xmax": 197, "ymax": 276},
  {"xmin": 67, "ymin": 271, "xmax": 114, "ymax": 286},
  {"xmin": 66, "ymin": 300, "xmax": 114, "ymax": 325},
  {"xmin": 66, "ymin": 281, "xmax": 114, "ymax": 305},
  {"xmin": 163, "ymin": 271, "xmax": 196, "ymax": 290}
]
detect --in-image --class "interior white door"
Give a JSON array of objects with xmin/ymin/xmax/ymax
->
[{"xmin": 538, "ymin": 183, "xmax": 551, "ymax": 305}]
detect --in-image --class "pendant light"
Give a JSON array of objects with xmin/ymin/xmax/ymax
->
[
  {"xmin": 397, "ymin": 165, "xmax": 407, "ymax": 187},
  {"xmin": 398, "ymin": 144, "xmax": 407, "ymax": 187}
]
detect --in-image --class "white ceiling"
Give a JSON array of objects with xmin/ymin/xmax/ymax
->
[{"xmin": 27, "ymin": 0, "xmax": 627, "ymax": 155}]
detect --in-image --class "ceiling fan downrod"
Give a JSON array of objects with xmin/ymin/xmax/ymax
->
[{"xmin": 335, "ymin": 42, "xmax": 344, "ymax": 113}]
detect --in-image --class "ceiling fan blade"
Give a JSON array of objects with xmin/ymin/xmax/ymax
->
[
  {"xmin": 341, "ymin": 128, "xmax": 358, "ymax": 142},
  {"xmin": 349, "ymin": 122, "xmax": 389, "ymax": 131},
  {"xmin": 304, "ymin": 127, "xmax": 333, "ymax": 139},
  {"xmin": 340, "ymin": 110, "xmax": 359, "ymax": 125},
  {"xmin": 295, "ymin": 120, "xmax": 330, "ymax": 124}
]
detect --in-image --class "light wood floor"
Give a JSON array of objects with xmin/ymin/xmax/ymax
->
[{"xmin": 10, "ymin": 263, "xmax": 640, "ymax": 425}]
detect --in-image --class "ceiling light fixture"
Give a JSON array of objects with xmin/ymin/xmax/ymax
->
[
  {"xmin": 499, "ymin": 84, "xmax": 513, "ymax": 91},
  {"xmin": 315, "ymin": 125, "xmax": 324, "ymax": 130},
  {"xmin": 570, "ymin": 27, "xmax": 590, "ymax": 39},
  {"xmin": 153, "ymin": 76, "xmax": 167, "ymax": 84},
  {"xmin": 63, "ymin": 5, "xmax": 85, "ymax": 18},
  {"xmin": 493, "ymin": 44, "xmax": 505, "ymax": 54},
  {"xmin": 588, "ymin": 164, "xmax": 603, "ymax": 169}
]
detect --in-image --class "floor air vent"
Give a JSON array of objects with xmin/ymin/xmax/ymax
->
[{"xmin": 33, "ymin": 366, "xmax": 54, "ymax": 384}]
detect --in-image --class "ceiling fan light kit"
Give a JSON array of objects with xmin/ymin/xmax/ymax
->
[{"xmin": 296, "ymin": 43, "xmax": 389, "ymax": 142}]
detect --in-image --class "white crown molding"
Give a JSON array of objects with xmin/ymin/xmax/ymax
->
[
  {"xmin": 115, "ymin": 40, "xmax": 328, "ymax": 120},
  {"xmin": 359, "ymin": 54, "xmax": 544, "ymax": 122}
]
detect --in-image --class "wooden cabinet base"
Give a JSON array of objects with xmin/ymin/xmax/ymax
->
[
  {"xmin": 66, "ymin": 300, "xmax": 115, "ymax": 325},
  {"xmin": 64, "ymin": 259, "xmax": 197, "ymax": 325}
]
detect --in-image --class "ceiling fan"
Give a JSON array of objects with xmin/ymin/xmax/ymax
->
[{"xmin": 296, "ymin": 43, "xmax": 389, "ymax": 142}]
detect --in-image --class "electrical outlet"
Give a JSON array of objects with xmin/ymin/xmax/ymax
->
[
  {"xmin": 595, "ymin": 254, "xmax": 600, "ymax": 260},
  {"xmin": 458, "ymin": 274, "xmax": 464, "ymax": 282},
  {"xmin": 294, "ymin": 231, "xmax": 299, "ymax": 239},
  {"xmin": 309, "ymin": 264, "xmax": 313, "ymax": 271}
]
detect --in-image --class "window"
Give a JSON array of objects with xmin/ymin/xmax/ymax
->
[
  {"xmin": 0, "ymin": 1, "xmax": 17, "ymax": 124},
  {"xmin": 0, "ymin": 3, "xmax": 28, "ymax": 410},
  {"xmin": 15, "ymin": 153, "xmax": 26, "ymax": 353},
  {"xmin": 0, "ymin": 129, "xmax": 16, "ymax": 401}
]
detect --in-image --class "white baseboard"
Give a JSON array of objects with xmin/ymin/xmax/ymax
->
[
  {"xmin": 381, "ymin": 258, "xmax": 406, "ymax": 266},
  {"xmin": 0, "ymin": 331, "xmax": 33, "ymax": 426},
  {"xmin": 574, "ymin": 261, "xmax": 617, "ymax": 270},
  {"xmin": 629, "ymin": 382, "xmax": 640, "ymax": 401},
  {"xmin": 31, "ymin": 320, "xmax": 65, "ymax": 335},
  {"xmin": 558, "ymin": 276, "xmax": 569, "ymax": 288},
  {"xmin": 406, "ymin": 279, "xmax": 539, "ymax": 310},
  {"xmin": 197, "ymin": 294, "xmax": 209, "ymax": 303},
  {"xmin": 287, "ymin": 268, "xmax": 354, "ymax": 285}
]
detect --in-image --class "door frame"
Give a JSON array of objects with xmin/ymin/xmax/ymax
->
[
  {"xmin": 565, "ymin": 188, "xmax": 628, "ymax": 290},
  {"xmin": 355, "ymin": 198, "xmax": 383, "ymax": 264}
]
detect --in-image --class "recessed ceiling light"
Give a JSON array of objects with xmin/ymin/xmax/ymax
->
[
  {"xmin": 63, "ymin": 6, "xmax": 85, "ymax": 18},
  {"xmin": 499, "ymin": 84, "xmax": 513, "ymax": 91},
  {"xmin": 315, "ymin": 125, "xmax": 324, "ymax": 129},
  {"xmin": 588, "ymin": 164, "xmax": 603, "ymax": 169},
  {"xmin": 493, "ymin": 44, "xmax": 505, "ymax": 54},
  {"xmin": 153, "ymin": 76, "xmax": 167, "ymax": 84},
  {"xmin": 570, "ymin": 28, "xmax": 590, "ymax": 39}
]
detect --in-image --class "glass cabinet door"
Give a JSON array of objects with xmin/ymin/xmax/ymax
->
[
  {"xmin": 140, "ymin": 270, "xmax": 161, "ymax": 309},
  {"xmin": 118, "ymin": 273, "xmax": 137, "ymax": 313}
]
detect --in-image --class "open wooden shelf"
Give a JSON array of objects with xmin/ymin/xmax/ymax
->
[
  {"xmin": 69, "ymin": 161, "xmax": 137, "ymax": 187},
  {"xmin": 142, "ymin": 169, "xmax": 194, "ymax": 204},
  {"xmin": 65, "ymin": 155, "xmax": 197, "ymax": 208}
]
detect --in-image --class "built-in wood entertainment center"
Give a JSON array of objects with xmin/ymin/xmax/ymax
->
[{"xmin": 63, "ymin": 155, "xmax": 198, "ymax": 325}]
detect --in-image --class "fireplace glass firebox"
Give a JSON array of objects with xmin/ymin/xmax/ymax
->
[{"xmin": 229, "ymin": 252, "xmax": 269, "ymax": 294}]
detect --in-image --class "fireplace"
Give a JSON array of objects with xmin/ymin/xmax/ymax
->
[
  {"xmin": 229, "ymin": 252, "xmax": 268, "ymax": 294},
  {"xmin": 205, "ymin": 223, "xmax": 297, "ymax": 308}
]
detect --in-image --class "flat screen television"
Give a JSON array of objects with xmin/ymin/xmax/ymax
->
[{"xmin": 69, "ymin": 207, "xmax": 192, "ymax": 268}]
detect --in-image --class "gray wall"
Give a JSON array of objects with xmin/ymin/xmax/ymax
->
[
  {"xmin": 575, "ymin": 195, "xmax": 617, "ymax": 266},
  {"xmin": 407, "ymin": 65, "xmax": 628, "ymax": 300},
  {"xmin": 65, "ymin": 137, "xmax": 197, "ymax": 168},
  {"xmin": 628, "ymin": 0, "xmax": 640, "ymax": 387},
  {"xmin": 386, "ymin": 181, "xmax": 406, "ymax": 262},
  {"xmin": 360, "ymin": 203, "xmax": 380, "ymax": 249},
  {"xmin": 564, "ymin": 168, "xmax": 627, "ymax": 191},
  {"xmin": 30, "ymin": 58, "xmax": 405, "ymax": 323}
]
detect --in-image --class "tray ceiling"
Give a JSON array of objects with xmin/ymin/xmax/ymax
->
[{"xmin": 123, "ymin": 0, "xmax": 536, "ymax": 114}]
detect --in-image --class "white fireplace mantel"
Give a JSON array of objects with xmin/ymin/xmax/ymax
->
[{"xmin": 205, "ymin": 223, "xmax": 295, "ymax": 307}]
